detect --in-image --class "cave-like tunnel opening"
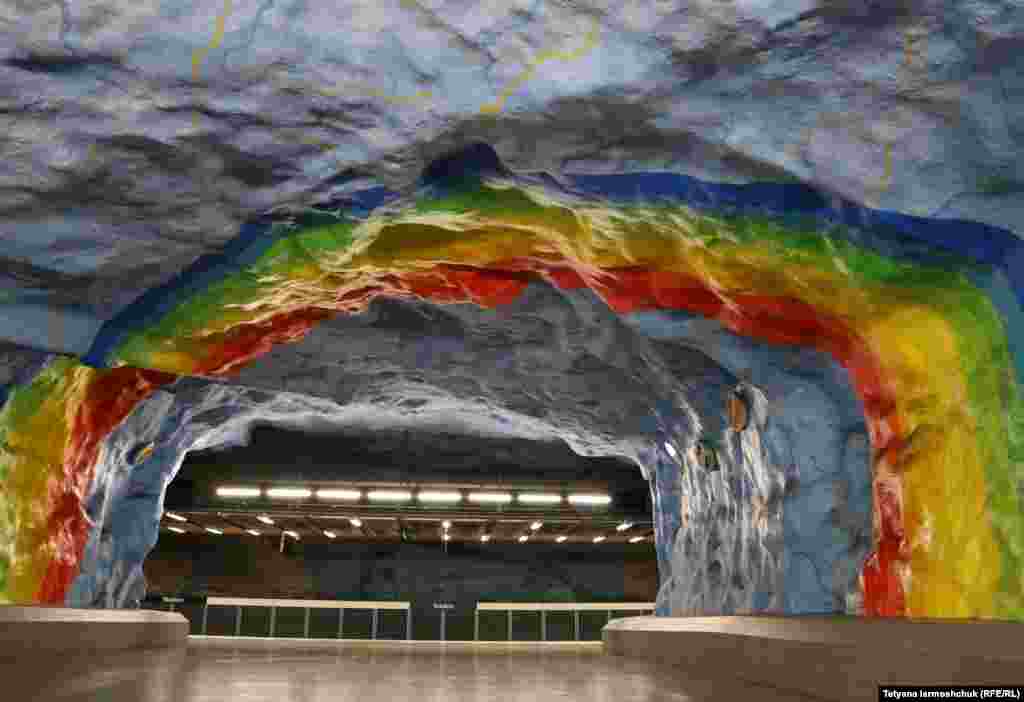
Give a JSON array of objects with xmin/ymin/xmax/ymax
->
[
  {"xmin": 5, "ymin": 143, "xmax": 1019, "ymax": 625},
  {"xmin": 1, "ymin": 1, "xmax": 1023, "ymax": 686}
]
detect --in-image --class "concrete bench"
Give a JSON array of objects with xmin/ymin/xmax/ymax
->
[
  {"xmin": 0, "ymin": 605, "xmax": 188, "ymax": 656},
  {"xmin": 603, "ymin": 615, "xmax": 1024, "ymax": 702}
]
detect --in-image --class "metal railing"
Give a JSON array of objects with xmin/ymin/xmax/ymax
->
[
  {"xmin": 200, "ymin": 597, "xmax": 412, "ymax": 640},
  {"xmin": 165, "ymin": 596, "xmax": 654, "ymax": 641},
  {"xmin": 474, "ymin": 602, "xmax": 656, "ymax": 641}
]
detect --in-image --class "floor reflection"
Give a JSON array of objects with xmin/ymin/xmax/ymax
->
[{"xmin": 6, "ymin": 639, "xmax": 818, "ymax": 701}]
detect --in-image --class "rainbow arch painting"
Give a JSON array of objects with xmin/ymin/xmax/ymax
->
[{"xmin": 1, "ymin": 148, "xmax": 1022, "ymax": 619}]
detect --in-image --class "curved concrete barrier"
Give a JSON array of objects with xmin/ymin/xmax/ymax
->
[
  {"xmin": 603, "ymin": 616, "xmax": 1024, "ymax": 702},
  {"xmin": 0, "ymin": 606, "xmax": 188, "ymax": 657}
]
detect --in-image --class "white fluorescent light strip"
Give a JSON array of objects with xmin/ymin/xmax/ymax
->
[
  {"xmin": 516, "ymin": 493, "xmax": 563, "ymax": 504},
  {"xmin": 284, "ymin": 530, "xmax": 300, "ymax": 539},
  {"xmin": 168, "ymin": 526, "xmax": 186, "ymax": 534},
  {"xmin": 467, "ymin": 492, "xmax": 513, "ymax": 504},
  {"xmin": 245, "ymin": 529, "xmax": 261, "ymax": 536},
  {"xmin": 349, "ymin": 518, "xmax": 363, "ymax": 527},
  {"xmin": 592, "ymin": 536, "xmax": 605, "ymax": 543},
  {"xmin": 529, "ymin": 521, "xmax": 543, "ymax": 531},
  {"xmin": 418, "ymin": 490, "xmax": 463, "ymax": 503},
  {"xmin": 664, "ymin": 442, "xmax": 679, "ymax": 459},
  {"xmin": 317, "ymin": 488, "xmax": 362, "ymax": 501},
  {"xmin": 205, "ymin": 527, "xmax": 223, "ymax": 535},
  {"xmin": 616, "ymin": 522, "xmax": 633, "ymax": 532},
  {"xmin": 629, "ymin": 536, "xmax": 644, "ymax": 543},
  {"xmin": 323, "ymin": 530, "xmax": 337, "ymax": 539},
  {"xmin": 257, "ymin": 515, "xmax": 275, "ymax": 525},
  {"xmin": 555, "ymin": 535, "xmax": 568, "ymax": 543},
  {"xmin": 366, "ymin": 490, "xmax": 412, "ymax": 502},
  {"xmin": 568, "ymin": 494, "xmax": 612, "ymax": 506},
  {"xmin": 216, "ymin": 486, "xmax": 262, "ymax": 498},
  {"xmin": 517, "ymin": 535, "xmax": 529, "ymax": 543},
  {"xmin": 165, "ymin": 512, "xmax": 187, "ymax": 522},
  {"xmin": 266, "ymin": 487, "xmax": 312, "ymax": 499}
]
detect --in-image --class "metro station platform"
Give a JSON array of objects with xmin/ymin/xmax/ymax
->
[{"xmin": 3, "ymin": 607, "xmax": 1022, "ymax": 702}]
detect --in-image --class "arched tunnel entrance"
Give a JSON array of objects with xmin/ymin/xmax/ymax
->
[{"xmin": 0, "ymin": 139, "xmax": 1022, "ymax": 699}]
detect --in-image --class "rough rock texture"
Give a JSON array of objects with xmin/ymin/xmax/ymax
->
[
  {"xmin": 634, "ymin": 313, "xmax": 872, "ymax": 615},
  {"xmin": 2, "ymin": 0, "xmax": 1022, "ymax": 354},
  {"xmin": 0, "ymin": 0, "xmax": 1022, "ymax": 621}
]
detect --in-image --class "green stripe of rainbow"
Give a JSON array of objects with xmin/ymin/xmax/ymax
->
[{"xmin": 1, "ymin": 180, "xmax": 1022, "ymax": 617}]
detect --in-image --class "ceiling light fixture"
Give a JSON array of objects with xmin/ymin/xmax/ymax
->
[
  {"xmin": 518, "ymin": 535, "xmax": 529, "ymax": 543},
  {"xmin": 366, "ymin": 489, "xmax": 412, "ymax": 502},
  {"xmin": 349, "ymin": 518, "xmax": 363, "ymax": 528},
  {"xmin": 323, "ymin": 530, "xmax": 337, "ymax": 539},
  {"xmin": 266, "ymin": 487, "xmax": 312, "ymax": 499},
  {"xmin": 245, "ymin": 529, "xmax": 261, "ymax": 536},
  {"xmin": 168, "ymin": 526, "xmax": 186, "ymax": 534},
  {"xmin": 443, "ymin": 533, "xmax": 450, "ymax": 542},
  {"xmin": 516, "ymin": 493, "xmax": 563, "ymax": 504},
  {"xmin": 616, "ymin": 522, "xmax": 633, "ymax": 532},
  {"xmin": 529, "ymin": 521, "xmax": 543, "ymax": 531},
  {"xmin": 592, "ymin": 536, "xmax": 605, "ymax": 543},
  {"xmin": 568, "ymin": 494, "xmax": 612, "ymax": 506},
  {"xmin": 629, "ymin": 536, "xmax": 644, "ymax": 543},
  {"xmin": 555, "ymin": 535, "xmax": 568, "ymax": 543},
  {"xmin": 165, "ymin": 512, "xmax": 187, "ymax": 522},
  {"xmin": 283, "ymin": 530, "xmax": 300, "ymax": 539},
  {"xmin": 257, "ymin": 515, "xmax": 275, "ymax": 525},
  {"xmin": 664, "ymin": 442, "xmax": 678, "ymax": 459},
  {"xmin": 216, "ymin": 486, "xmax": 262, "ymax": 498},
  {"xmin": 418, "ymin": 491, "xmax": 463, "ymax": 503},
  {"xmin": 441, "ymin": 520, "xmax": 452, "ymax": 529},
  {"xmin": 480, "ymin": 534, "xmax": 491, "ymax": 543},
  {"xmin": 467, "ymin": 492, "xmax": 513, "ymax": 504},
  {"xmin": 204, "ymin": 527, "xmax": 223, "ymax": 535},
  {"xmin": 317, "ymin": 488, "xmax": 362, "ymax": 501}
]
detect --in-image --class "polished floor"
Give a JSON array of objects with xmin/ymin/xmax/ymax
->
[{"xmin": 8, "ymin": 638, "xmax": 819, "ymax": 701}]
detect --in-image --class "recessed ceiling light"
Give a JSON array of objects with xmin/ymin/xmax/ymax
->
[
  {"xmin": 204, "ymin": 527, "xmax": 223, "ymax": 535},
  {"xmin": 418, "ymin": 491, "xmax": 463, "ymax": 503},
  {"xmin": 664, "ymin": 442, "xmax": 678, "ymax": 459},
  {"xmin": 245, "ymin": 529, "xmax": 261, "ymax": 536},
  {"xmin": 555, "ymin": 535, "xmax": 568, "ymax": 543},
  {"xmin": 257, "ymin": 515, "xmax": 275, "ymax": 525},
  {"xmin": 165, "ymin": 512, "xmax": 187, "ymax": 522},
  {"xmin": 629, "ymin": 536, "xmax": 644, "ymax": 543},
  {"xmin": 216, "ymin": 486, "xmax": 261, "ymax": 498},
  {"xmin": 529, "ymin": 521, "xmax": 543, "ymax": 531},
  {"xmin": 480, "ymin": 534, "xmax": 491, "ymax": 543},
  {"xmin": 441, "ymin": 520, "xmax": 452, "ymax": 529},
  {"xmin": 323, "ymin": 530, "xmax": 337, "ymax": 539},
  {"xmin": 592, "ymin": 535, "xmax": 606, "ymax": 543},
  {"xmin": 266, "ymin": 487, "xmax": 312, "ymax": 499},
  {"xmin": 467, "ymin": 492, "xmax": 513, "ymax": 504},
  {"xmin": 167, "ymin": 526, "xmax": 186, "ymax": 534},
  {"xmin": 518, "ymin": 535, "xmax": 529, "ymax": 543},
  {"xmin": 284, "ymin": 530, "xmax": 300, "ymax": 539},
  {"xmin": 616, "ymin": 522, "xmax": 633, "ymax": 532},
  {"xmin": 366, "ymin": 490, "xmax": 412, "ymax": 502},
  {"xmin": 568, "ymin": 494, "xmax": 611, "ymax": 506},
  {"xmin": 516, "ymin": 493, "xmax": 562, "ymax": 504},
  {"xmin": 349, "ymin": 518, "xmax": 363, "ymax": 528},
  {"xmin": 317, "ymin": 488, "xmax": 362, "ymax": 501},
  {"xmin": 443, "ymin": 533, "xmax": 450, "ymax": 542}
]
